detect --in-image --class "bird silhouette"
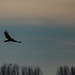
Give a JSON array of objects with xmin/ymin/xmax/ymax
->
[{"xmin": 4, "ymin": 30, "xmax": 21, "ymax": 43}]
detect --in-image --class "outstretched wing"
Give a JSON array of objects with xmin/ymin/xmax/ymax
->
[{"xmin": 4, "ymin": 30, "xmax": 12, "ymax": 39}]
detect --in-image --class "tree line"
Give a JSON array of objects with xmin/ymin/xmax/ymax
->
[
  {"xmin": 1, "ymin": 63, "xmax": 75, "ymax": 75},
  {"xmin": 0, "ymin": 63, "xmax": 43, "ymax": 75},
  {"xmin": 56, "ymin": 65, "xmax": 75, "ymax": 75}
]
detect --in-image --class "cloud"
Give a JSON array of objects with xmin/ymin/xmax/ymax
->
[{"xmin": 65, "ymin": 42, "xmax": 75, "ymax": 45}]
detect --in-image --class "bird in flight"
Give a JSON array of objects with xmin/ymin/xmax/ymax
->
[{"xmin": 4, "ymin": 30, "xmax": 21, "ymax": 43}]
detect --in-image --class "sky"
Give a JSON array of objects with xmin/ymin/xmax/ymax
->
[{"xmin": 0, "ymin": 0, "xmax": 75, "ymax": 75}]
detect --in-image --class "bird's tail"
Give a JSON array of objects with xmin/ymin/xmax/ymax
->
[{"xmin": 18, "ymin": 41, "xmax": 21, "ymax": 43}]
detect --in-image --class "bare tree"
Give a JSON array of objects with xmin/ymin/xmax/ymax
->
[
  {"xmin": 21, "ymin": 67, "xmax": 27, "ymax": 75},
  {"xmin": 21, "ymin": 66, "xmax": 42, "ymax": 75},
  {"xmin": 0, "ymin": 63, "xmax": 8, "ymax": 75},
  {"xmin": 33, "ymin": 67, "xmax": 42, "ymax": 75},
  {"xmin": 0, "ymin": 63, "xmax": 19, "ymax": 75},
  {"xmin": 11, "ymin": 63, "xmax": 19, "ymax": 75},
  {"xmin": 56, "ymin": 66, "xmax": 69, "ymax": 75},
  {"xmin": 70, "ymin": 67, "xmax": 75, "ymax": 75},
  {"xmin": 0, "ymin": 63, "xmax": 43, "ymax": 75}
]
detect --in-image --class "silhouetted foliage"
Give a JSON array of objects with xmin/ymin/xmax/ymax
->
[
  {"xmin": 56, "ymin": 66, "xmax": 75, "ymax": 75},
  {"xmin": 0, "ymin": 63, "xmax": 43, "ymax": 75}
]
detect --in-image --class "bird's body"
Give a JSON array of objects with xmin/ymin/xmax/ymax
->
[{"xmin": 4, "ymin": 30, "xmax": 21, "ymax": 43}]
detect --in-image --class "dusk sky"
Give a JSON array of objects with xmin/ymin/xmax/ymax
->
[{"xmin": 0, "ymin": 0, "xmax": 75, "ymax": 75}]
